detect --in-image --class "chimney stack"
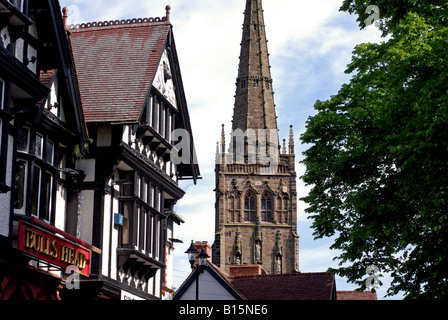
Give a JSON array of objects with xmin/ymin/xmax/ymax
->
[
  {"xmin": 165, "ymin": 5, "xmax": 171, "ymax": 23},
  {"xmin": 62, "ymin": 7, "xmax": 68, "ymax": 27},
  {"xmin": 193, "ymin": 241, "xmax": 211, "ymax": 267}
]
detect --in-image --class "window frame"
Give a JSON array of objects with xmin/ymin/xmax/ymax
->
[
  {"xmin": 261, "ymin": 192, "xmax": 272, "ymax": 222},
  {"xmin": 15, "ymin": 129, "xmax": 57, "ymax": 223},
  {"xmin": 244, "ymin": 192, "xmax": 256, "ymax": 222}
]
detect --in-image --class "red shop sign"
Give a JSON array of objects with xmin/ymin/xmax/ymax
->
[{"xmin": 18, "ymin": 221, "xmax": 92, "ymax": 276}]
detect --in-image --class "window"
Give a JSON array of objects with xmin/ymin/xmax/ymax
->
[
  {"xmin": 146, "ymin": 95, "xmax": 153, "ymax": 126},
  {"xmin": 165, "ymin": 111, "xmax": 171, "ymax": 142},
  {"xmin": 45, "ymin": 140, "xmax": 54, "ymax": 165},
  {"xmin": 35, "ymin": 133, "xmax": 43, "ymax": 159},
  {"xmin": 14, "ymin": 160, "xmax": 27, "ymax": 213},
  {"xmin": 135, "ymin": 174, "xmax": 140, "ymax": 198},
  {"xmin": 17, "ymin": 127, "xmax": 30, "ymax": 152},
  {"xmin": 150, "ymin": 185, "xmax": 155, "ymax": 208},
  {"xmin": 153, "ymin": 218, "xmax": 160, "ymax": 259},
  {"xmin": 135, "ymin": 206, "xmax": 141, "ymax": 249},
  {"xmin": 228, "ymin": 195, "xmax": 239, "ymax": 222},
  {"xmin": 244, "ymin": 192, "xmax": 256, "ymax": 222},
  {"xmin": 278, "ymin": 196, "xmax": 289, "ymax": 224},
  {"xmin": 15, "ymin": 129, "xmax": 57, "ymax": 222},
  {"xmin": 153, "ymin": 188, "xmax": 161, "ymax": 212},
  {"xmin": 42, "ymin": 171, "xmax": 53, "ymax": 221},
  {"xmin": 147, "ymin": 214, "xmax": 153, "ymax": 255},
  {"xmin": 139, "ymin": 209, "xmax": 147, "ymax": 251},
  {"xmin": 141, "ymin": 179, "xmax": 147, "ymax": 203},
  {"xmin": 0, "ymin": 79, "xmax": 4, "ymax": 110},
  {"xmin": 31, "ymin": 165, "xmax": 42, "ymax": 216},
  {"xmin": 152, "ymin": 98, "xmax": 159, "ymax": 131},
  {"xmin": 159, "ymin": 103, "xmax": 165, "ymax": 137},
  {"xmin": 261, "ymin": 193, "xmax": 272, "ymax": 222}
]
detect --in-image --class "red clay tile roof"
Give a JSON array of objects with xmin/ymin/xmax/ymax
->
[
  {"xmin": 69, "ymin": 18, "xmax": 170, "ymax": 123},
  {"xmin": 230, "ymin": 272, "xmax": 336, "ymax": 300},
  {"xmin": 337, "ymin": 290, "xmax": 377, "ymax": 300}
]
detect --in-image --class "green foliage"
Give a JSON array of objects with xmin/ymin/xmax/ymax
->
[{"xmin": 301, "ymin": 8, "xmax": 448, "ymax": 299}]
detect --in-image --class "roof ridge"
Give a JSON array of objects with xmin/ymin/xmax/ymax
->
[
  {"xmin": 230, "ymin": 271, "xmax": 334, "ymax": 280},
  {"xmin": 68, "ymin": 16, "xmax": 168, "ymax": 31}
]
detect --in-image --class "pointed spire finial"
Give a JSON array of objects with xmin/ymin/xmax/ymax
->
[
  {"xmin": 289, "ymin": 125, "xmax": 295, "ymax": 155},
  {"xmin": 221, "ymin": 124, "xmax": 226, "ymax": 154}
]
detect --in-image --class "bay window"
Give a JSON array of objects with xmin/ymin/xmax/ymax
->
[{"xmin": 14, "ymin": 127, "xmax": 57, "ymax": 223}]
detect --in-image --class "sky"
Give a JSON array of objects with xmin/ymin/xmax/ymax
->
[{"xmin": 59, "ymin": 0, "xmax": 403, "ymax": 299}]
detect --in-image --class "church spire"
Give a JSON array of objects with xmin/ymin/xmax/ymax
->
[
  {"xmin": 212, "ymin": 0, "xmax": 299, "ymax": 275},
  {"xmin": 232, "ymin": 0, "xmax": 278, "ymax": 133}
]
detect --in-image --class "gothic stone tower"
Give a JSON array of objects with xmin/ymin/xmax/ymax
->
[{"xmin": 212, "ymin": 0, "xmax": 299, "ymax": 275}]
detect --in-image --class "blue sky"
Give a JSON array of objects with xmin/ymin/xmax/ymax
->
[{"xmin": 60, "ymin": 0, "xmax": 402, "ymax": 299}]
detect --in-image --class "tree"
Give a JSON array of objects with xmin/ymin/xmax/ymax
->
[{"xmin": 300, "ymin": 2, "xmax": 448, "ymax": 299}]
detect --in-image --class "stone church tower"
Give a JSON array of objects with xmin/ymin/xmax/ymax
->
[{"xmin": 212, "ymin": 0, "xmax": 299, "ymax": 275}]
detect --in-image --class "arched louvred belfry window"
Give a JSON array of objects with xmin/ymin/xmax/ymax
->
[
  {"xmin": 244, "ymin": 192, "xmax": 256, "ymax": 222},
  {"xmin": 228, "ymin": 195, "xmax": 238, "ymax": 222},
  {"xmin": 261, "ymin": 192, "xmax": 272, "ymax": 222},
  {"xmin": 277, "ymin": 195, "xmax": 289, "ymax": 224}
]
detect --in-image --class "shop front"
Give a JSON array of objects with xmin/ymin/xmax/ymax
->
[{"xmin": 0, "ymin": 217, "xmax": 100, "ymax": 300}]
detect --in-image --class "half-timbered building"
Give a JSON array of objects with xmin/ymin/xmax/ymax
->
[
  {"xmin": 65, "ymin": 6, "xmax": 200, "ymax": 300},
  {"xmin": 0, "ymin": 0, "xmax": 91, "ymax": 300}
]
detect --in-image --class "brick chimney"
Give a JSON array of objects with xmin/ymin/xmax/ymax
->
[
  {"xmin": 62, "ymin": 7, "xmax": 68, "ymax": 29},
  {"xmin": 192, "ymin": 241, "xmax": 212, "ymax": 267},
  {"xmin": 229, "ymin": 264, "xmax": 264, "ymax": 278},
  {"xmin": 165, "ymin": 5, "xmax": 171, "ymax": 23}
]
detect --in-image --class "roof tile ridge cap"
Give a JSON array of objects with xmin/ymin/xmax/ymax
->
[{"xmin": 68, "ymin": 16, "xmax": 168, "ymax": 31}]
